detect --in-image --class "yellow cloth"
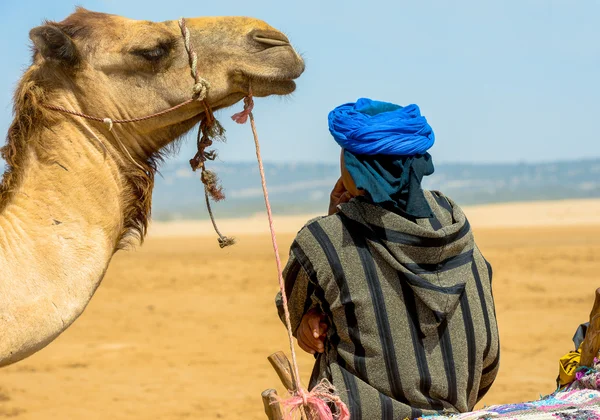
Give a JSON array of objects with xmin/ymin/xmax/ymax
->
[{"xmin": 558, "ymin": 346, "xmax": 582, "ymax": 387}]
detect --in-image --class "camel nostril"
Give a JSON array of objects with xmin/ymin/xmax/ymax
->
[{"xmin": 250, "ymin": 29, "xmax": 290, "ymax": 48}]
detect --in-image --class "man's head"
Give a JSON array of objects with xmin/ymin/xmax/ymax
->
[{"xmin": 329, "ymin": 98, "xmax": 436, "ymax": 218}]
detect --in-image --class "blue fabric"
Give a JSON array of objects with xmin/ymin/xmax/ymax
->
[
  {"xmin": 344, "ymin": 150, "xmax": 434, "ymax": 219},
  {"xmin": 328, "ymin": 98, "xmax": 435, "ymax": 156}
]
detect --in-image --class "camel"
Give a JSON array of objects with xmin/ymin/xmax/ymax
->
[{"xmin": 0, "ymin": 8, "xmax": 304, "ymax": 368}]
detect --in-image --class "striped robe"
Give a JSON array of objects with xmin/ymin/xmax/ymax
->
[{"xmin": 276, "ymin": 191, "xmax": 500, "ymax": 419}]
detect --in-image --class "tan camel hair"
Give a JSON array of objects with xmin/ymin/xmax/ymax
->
[{"xmin": 0, "ymin": 7, "xmax": 304, "ymax": 367}]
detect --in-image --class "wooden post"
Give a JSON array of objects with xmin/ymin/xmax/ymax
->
[
  {"xmin": 268, "ymin": 351, "xmax": 296, "ymax": 391},
  {"xmin": 262, "ymin": 389, "xmax": 284, "ymax": 420},
  {"xmin": 580, "ymin": 288, "xmax": 600, "ymax": 367}
]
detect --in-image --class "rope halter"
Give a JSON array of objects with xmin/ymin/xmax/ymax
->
[
  {"xmin": 42, "ymin": 17, "xmax": 234, "ymax": 247},
  {"xmin": 43, "ymin": 18, "xmax": 211, "ymax": 127}
]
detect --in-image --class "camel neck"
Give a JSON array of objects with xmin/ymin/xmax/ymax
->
[{"xmin": 0, "ymin": 120, "xmax": 126, "ymax": 366}]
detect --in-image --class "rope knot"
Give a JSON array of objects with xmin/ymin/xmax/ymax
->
[
  {"xmin": 103, "ymin": 118, "xmax": 114, "ymax": 131},
  {"xmin": 299, "ymin": 388, "xmax": 309, "ymax": 406},
  {"xmin": 192, "ymin": 81, "xmax": 209, "ymax": 100}
]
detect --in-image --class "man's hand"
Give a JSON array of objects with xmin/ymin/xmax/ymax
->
[
  {"xmin": 328, "ymin": 178, "xmax": 352, "ymax": 215},
  {"xmin": 297, "ymin": 308, "xmax": 328, "ymax": 354}
]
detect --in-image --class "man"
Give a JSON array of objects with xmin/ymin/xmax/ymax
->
[{"xmin": 276, "ymin": 98, "xmax": 500, "ymax": 419}]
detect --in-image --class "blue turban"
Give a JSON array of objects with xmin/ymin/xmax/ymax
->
[
  {"xmin": 328, "ymin": 98, "xmax": 436, "ymax": 219},
  {"xmin": 328, "ymin": 98, "xmax": 435, "ymax": 155}
]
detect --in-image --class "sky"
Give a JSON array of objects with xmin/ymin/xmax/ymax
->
[{"xmin": 0, "ymin": 0, "xmax": 598, "ymax": 165}]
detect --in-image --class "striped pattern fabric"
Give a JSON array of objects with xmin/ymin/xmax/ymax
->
[{"xmin": 276, "ymin": 191, "xmax": 500, "ymax": 419}]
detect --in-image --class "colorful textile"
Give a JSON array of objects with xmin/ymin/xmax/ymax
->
[
  {"xmin": 416, "ymin": 389, "xmax": 600, "ymax": 419},
  {"xmin": 567, "ymin": 364, "xmax": 600, "ymax": 391},
  {"xmin": 328, "ymin": 98, "xmax": 435, "ymax": 156},
  {"xmin": 419, "ymin": 364, "xmax": 600, "ymax": 419}
]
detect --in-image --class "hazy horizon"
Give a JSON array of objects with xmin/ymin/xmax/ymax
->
[{"xmin": 162, "ymin": 150, "xmax": 600, "ymax": 166}]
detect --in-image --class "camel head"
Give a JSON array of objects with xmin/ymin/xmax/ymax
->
[{"xmin": 27, "ymin": 7, "xmax": 305, "ymax": 155}]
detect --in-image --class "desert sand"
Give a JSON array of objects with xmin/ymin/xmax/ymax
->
[{"xmin": 0, "ymin": 199, "xmax": 599, "ymax": 419}]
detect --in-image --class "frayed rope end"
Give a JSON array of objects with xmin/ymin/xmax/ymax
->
[
  {"xmin": 201, "ymin": 170, "xmax": 226, "ymax": 202},
  {"xmin": 276, "ymin": 381, "xmax": 350, "ymax": 420},
  {"xmin": 218, "ymin": 236, "xmax": 236, "ymax": 248}
]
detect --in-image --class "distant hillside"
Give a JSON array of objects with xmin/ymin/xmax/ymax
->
[{"xmin": 152, "ymin": 158, "xmax": 600, "ymax": 221}]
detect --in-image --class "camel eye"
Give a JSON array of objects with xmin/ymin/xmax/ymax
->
[{"xmin": 132, "ymin": 46, "xmax": 169, "ymax": 62}]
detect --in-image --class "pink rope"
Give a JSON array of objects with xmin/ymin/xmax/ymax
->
[{"xmin": 232, "ymin": 92, "xmax": 350, "ymax": 420}]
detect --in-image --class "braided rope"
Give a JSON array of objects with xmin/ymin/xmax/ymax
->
[
  {"xmin": 203, "ymin": 188, "xmax": 236, "ymax": 248},
  {"xmin": 178, "ymin": 18, "xmax": 210, "ymax": 101},
  {"xmin": 43, "ymin": 99, "xmax": 196, "ymax": 130},
  {"xmin": 234, "ymin": 89, "xmax": 350, "ymax": 419},
  {"xmin": 248, "ymin": 108, "xmax": 304, "ymax": 391},
  {"xmin": 177, "ymin": 18, "xmax": 233, "ymax": 247},
  {"xmin": 232, "ymin": 89, "xmax": 305, "ymax": 393}
]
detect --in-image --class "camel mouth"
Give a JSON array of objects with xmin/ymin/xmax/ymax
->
[
  {"xmin": 241, "ymin": 72, "xmax": 300, "ymax": 97},
  {"xmin": 251, "ymin": 77, "xmax": 297, "ymax": 96},
  {"xmin": 203, "ymin": 66, "xmax": 303, "ymax": 114}
]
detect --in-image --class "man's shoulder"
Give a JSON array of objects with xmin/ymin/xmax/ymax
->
[
  {"xmin": 302, "ymin": 215, "xmax": 328, "ymax": 229},
  {"xmin": 294, "ymin": 214, "xmax": 343, "ymax": 243}
]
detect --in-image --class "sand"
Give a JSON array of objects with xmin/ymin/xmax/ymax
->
[{"xmin": 1, "ymin": 199, "xmax": 599, "ymax": 419}]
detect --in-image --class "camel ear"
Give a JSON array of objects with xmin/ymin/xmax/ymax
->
[{"xmin": 29, "ymin": 25, "xmax": 79, "ymax": 66}]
